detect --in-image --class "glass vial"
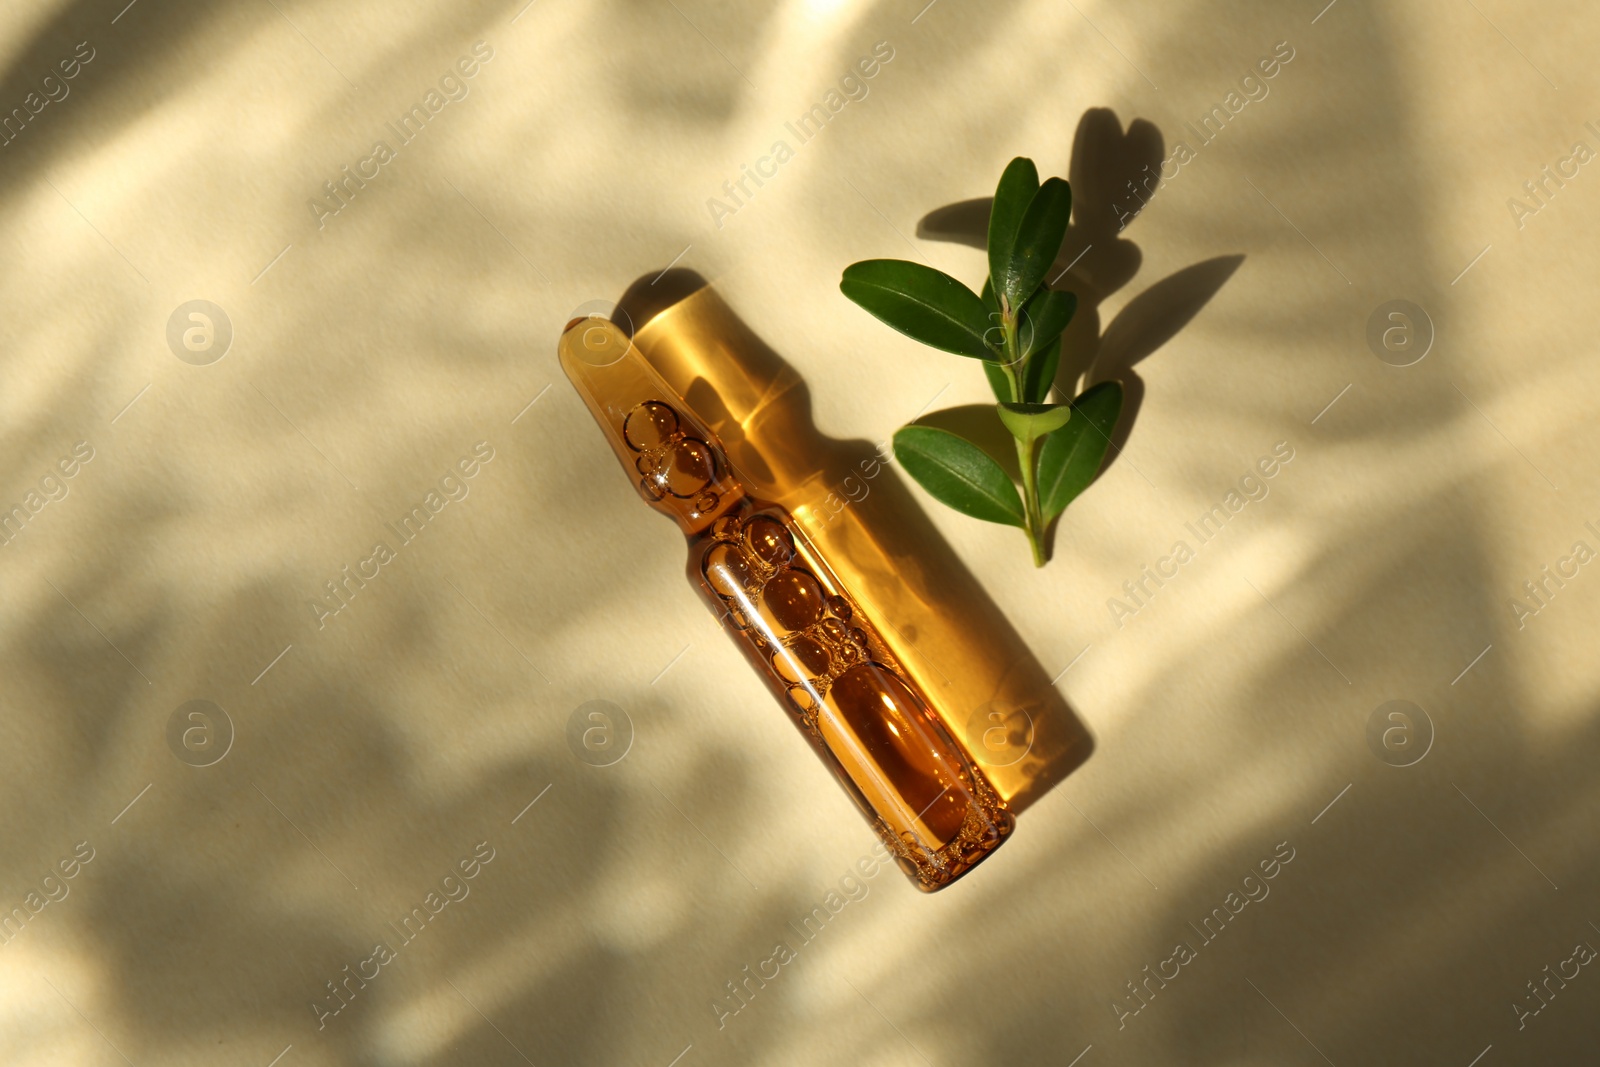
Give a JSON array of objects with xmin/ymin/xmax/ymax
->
[{"xmin": 560, "ymin": 316, "xmax": 1013, "ymax": 891}]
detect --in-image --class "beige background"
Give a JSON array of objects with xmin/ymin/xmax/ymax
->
[{"xmin": 1, "ymin": 0, "xmax": 1598, "ymax": 1064}]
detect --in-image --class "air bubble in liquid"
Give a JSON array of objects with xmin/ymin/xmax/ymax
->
[
  {"xmin": 744, "ymin": 516, "xmax": 794, "ymax": 566},
  {"xmin": 772, "ymin": 648, "xmax": 804, "ymax": 684},
  {"xmin": 703, "ymin": 542, "xmax": 754, "ymax": 598},
  {"xmin": 665, "ymin": 438, "xmax": 715, "ymax": 497},
  {"xmin": 788, "ymin": 684, "xmax": 819, "ymax": 713},
  {"xmin": 624, "ymin": 401, "xmax": 678, "ymax": 451},
  {"xmin": 762, "ymin": 568, "xmax": 825, "ymax": 632},
  {"xmin": 789, "ymin": 633, "xmax": 831, "ymax": 675}
]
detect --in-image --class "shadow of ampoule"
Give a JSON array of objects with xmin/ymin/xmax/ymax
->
[
  {"xmin": 917, "ymin": 107, "xmax": 1243, "ymax": 554},
  {"xmin": 609, "ymin": 273, "xmax": 1092, "ymax": 815}
]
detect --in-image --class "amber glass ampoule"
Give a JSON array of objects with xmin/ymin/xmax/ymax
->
[
  {"xmin": 629, "ymin": 285, "xmax": 1093, "ymax": 813},
  {"xmin": 559, "ymin": 316, "xmax": 1013, "ymax": 891}
]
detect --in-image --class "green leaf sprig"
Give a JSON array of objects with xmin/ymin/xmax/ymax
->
[{"xmin": 839, "ymin": 156, "xmax": 1124, "ymax": 566}]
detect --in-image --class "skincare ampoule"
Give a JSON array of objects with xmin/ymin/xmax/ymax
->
[
  {"xmin": 560, "ymin": 316, "xmax": 1013, "ymax": 891},
  {"xmin": 630, "ymin": 284, "xmax": 1093, "ymax": 812}
]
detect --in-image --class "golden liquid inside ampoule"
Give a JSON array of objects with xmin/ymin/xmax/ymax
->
[{"xmin": 689, "ymin": 504, "xmax": 1011, "ymax": 886}]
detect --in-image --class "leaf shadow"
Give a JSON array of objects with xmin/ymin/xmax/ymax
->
[{"xmin": 1090, "ymin": 252, "xmax": 1245, "ymax": 466}]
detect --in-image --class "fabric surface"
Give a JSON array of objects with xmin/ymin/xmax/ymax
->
[{"xmin": 1, "ymin": 1, "xmax": 1596, "ymax": 1064}]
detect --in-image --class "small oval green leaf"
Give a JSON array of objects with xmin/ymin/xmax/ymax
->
[
  {"xmin": 979, "ymin": 275, "xmax": 1008, "ymax": 356},
  {"xmin": 841, "ymin": 259, "xmax": 996, "ymax": 359},
  {"xmin": 893, "ymin": 425, "xmax": 1025, "ymax": 527},
  {"xmin": 987, "ymin": 157, "xmax": 1040, "ymax": 307},
  {"xmin": 1018, "ymin": 289, "xmax": 1077, "ymax": 360},
  {"xmin": 1023, "ymin": 337, "xmax": 1060, "ymax": 404},
  {"xmin": 1036, "ymin": 380, "xmax": 1123, "ymax": 522},
  {"xmin": 997, "ymin": 402, "xmax": 1071, "ymax": 442},
  {"xmin": 997, "ymin": 178, "xmax": 1072, "ymax": 312}
]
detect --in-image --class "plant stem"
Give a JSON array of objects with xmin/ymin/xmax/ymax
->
[
  {"xmin": 999, "ymin": 319, "xmax": 1047, "ymax": 567},
  {"xmin": 1015, "ymin": 434, "xmax": 1046, "ymax": 566}
]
